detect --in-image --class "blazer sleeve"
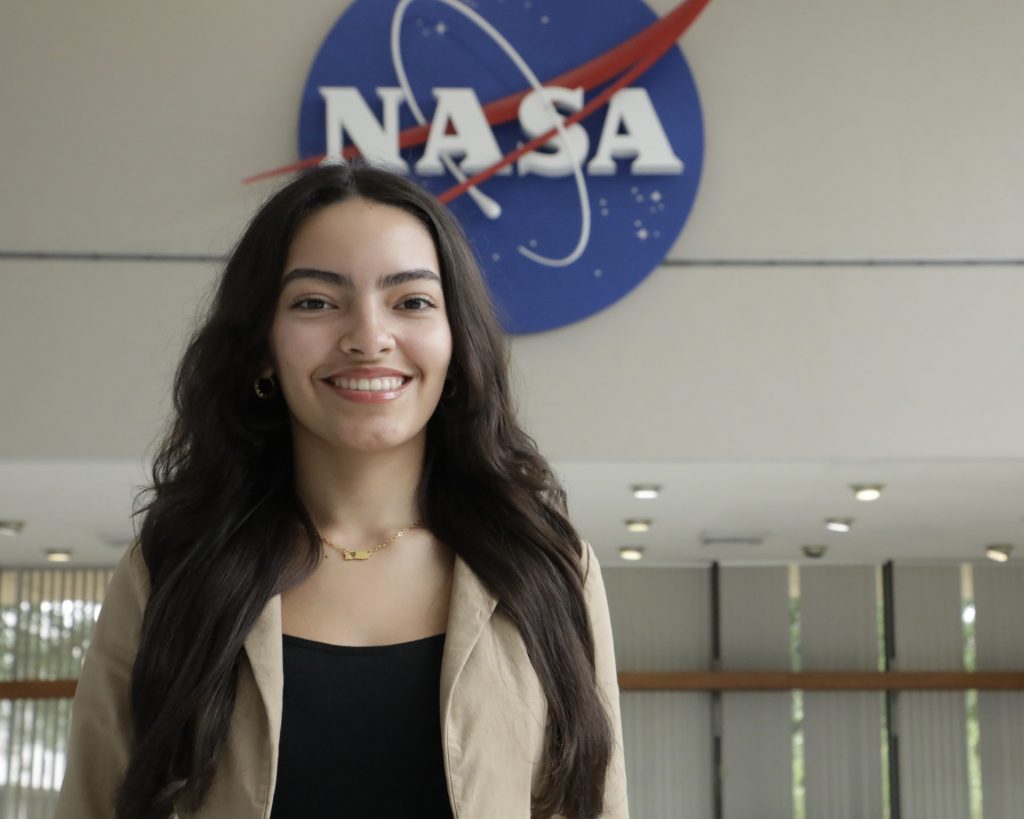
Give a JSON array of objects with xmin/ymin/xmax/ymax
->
[
  {"xmin": 55, "ymin": 543, "xmax": 150, "ymax": 818},
  {"xmin": 582, "ymin": 541, "xmax": 630, "ymax": 818}
]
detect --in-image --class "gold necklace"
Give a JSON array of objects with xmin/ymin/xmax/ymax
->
[{"xmin": 319, "ymin": 522, "xmax": 422, "ymax": 561}]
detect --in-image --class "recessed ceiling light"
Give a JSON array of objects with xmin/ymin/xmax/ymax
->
[
  {"xmin": 985, "ymin": 544, "xmax": 1013, "ymax": 563},
  {"xmin": 852, "ymin": 484, "xmax": 883, "ymax": 502},
  {"xmin": 620, "ymin": 547, "xmax": 645, "ymax": 561},
  {"xmin": 802, "ymin": 545, "xmax": 827, "ymax": 559},
  {"xmin": 631, "ymin": 485, "xmax": 661, "ymax": 500},
  {"xmin": 0, "ymin": 520, "xmax": 26, "ymax": 537},
  {"xmin": 825, "ymin": 518, "xmax": 853, "ymax": 533},
  {"xmin": 46, "ymin": 550, "xmax": 73, "ymax": 563},
  {"xmin": 625, "ymin": 519, "xmax": 652, "ymax": 533}
]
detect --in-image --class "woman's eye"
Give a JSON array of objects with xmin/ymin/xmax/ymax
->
[
  {"xmin": 397, "ymin": 296, "xmax": 435, "ymax": 311},
  {"xmin": 292, "ymin": 297, "xmax": 332, "ymax": 311}
]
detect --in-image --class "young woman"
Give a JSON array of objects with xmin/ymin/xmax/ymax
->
[{"xmin": 56, "ymin": 163, "xmax": 628, "ymax": 818}]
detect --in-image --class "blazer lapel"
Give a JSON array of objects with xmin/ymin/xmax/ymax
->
[
  {"xmin": 243, "ymin": 592, "xmax": 283, "ymax": 787},
  {"xmin": 440, "ymin": 554, "xmax": 499, "ymax": 725}
]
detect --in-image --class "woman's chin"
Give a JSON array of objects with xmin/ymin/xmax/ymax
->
[{"xmin": 327, "ymin": 427, "xmax": 427, "ymax": 457}]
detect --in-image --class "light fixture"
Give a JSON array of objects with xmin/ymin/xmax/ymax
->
[
  {"xmin": 700, "ymin": 530, "xmax": 767, "ymax": 548},
  {"xmin": 631, "ymin": 484, "xmax": 661, "ymax": 500},
  {"xmin": 985, "ymin": 544, "xmax": 1013, "ymax": 563},
  {"xmin": 625, "ymin": 519, "xmax": 652, "ymax": 533},
  {"xmin": 46, "ymin": 550, "xmax": 72, "ymax": 563},
  {"xmin": 619, "ymin": 547, "xmax": 644, "ymax": 561},
  {"xmin": 851, "ymin": 484, "xmax": 883, "ymax": 502},
  {"xmin": 0, "ymin": 520, "xmax": 26, "ymax": 537},
  {"xmin": 825, "ymin": 518, "xmax": 853, "ymax": 533},
  {"xmin": 802, "ymin": 545, "xmax": 827, "ymax": 559},
  {"xmin": 98, "ymin": 530, "xmax": 134, "ymax": 549}
]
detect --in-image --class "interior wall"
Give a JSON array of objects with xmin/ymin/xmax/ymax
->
[{"xmin": 2, "ymin": 0, "xmax": 1022, "ymax": 462}]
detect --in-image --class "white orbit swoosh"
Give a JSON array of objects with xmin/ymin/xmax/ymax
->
[{"xmin": 390, "ymin": 0, "xmax": 591, "ymax": 268}]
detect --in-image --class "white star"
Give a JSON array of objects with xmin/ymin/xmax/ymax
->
[
  {"xmin": 650, "ymin": 190, "xmax": 662, "ymax": 202},
  {"xmin": 636, "ymin": 228, "xmax": 649, "ymax": 240},
  {"xmin": 435, "ymin": 22, "xmax": 447, "ymax": 34}
]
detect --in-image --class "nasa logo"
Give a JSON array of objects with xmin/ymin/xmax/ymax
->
[{"xmin": 292, "ymin": 0, "xmax": 706, "ymax": 333}]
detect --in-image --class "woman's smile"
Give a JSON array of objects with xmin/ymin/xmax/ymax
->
[{"xmin": 321, "ymin": 367, "xmax": 413, "ymax": 403}]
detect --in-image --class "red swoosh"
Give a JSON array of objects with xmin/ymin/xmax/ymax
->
[{"xmin": 243, "ymin": 0, "xmax": 711, "ymax": 195}]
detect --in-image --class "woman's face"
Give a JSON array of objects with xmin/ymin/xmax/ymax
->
[{"xmin": 268, "ymin": 197, "xmax": 452, "ymax": 457}]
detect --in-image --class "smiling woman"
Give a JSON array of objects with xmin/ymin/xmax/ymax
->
[{"xmin": 54, "ymin": 163, "xmax": 628, "ymax": 819}]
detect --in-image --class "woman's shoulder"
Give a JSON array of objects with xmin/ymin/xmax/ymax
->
[
  {"xmin": 106, "ymin": 539, "xmax": 152, "ymax": 611},
  {"xmin": 579, "ymin": 539, "xmax": 602, "ymax": 590}
]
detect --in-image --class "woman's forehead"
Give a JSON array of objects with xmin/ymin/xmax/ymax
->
[{"xmin": 284, "ymin": 198, "xmax": 440, "ymax": 281}]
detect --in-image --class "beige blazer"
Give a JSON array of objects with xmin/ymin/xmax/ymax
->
[{"xmin": 56, "ymin": 540, "xmax": 629, "ymax": 818}]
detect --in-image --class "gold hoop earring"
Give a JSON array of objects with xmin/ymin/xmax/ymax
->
[{"xmin": 254, "ymin": 376, "xmax": 277, "ymax": 400}]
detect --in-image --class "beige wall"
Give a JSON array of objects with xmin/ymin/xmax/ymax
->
[{"xmin": 3, "ymin": 0, "xmax": 1023, "ymax": 464}]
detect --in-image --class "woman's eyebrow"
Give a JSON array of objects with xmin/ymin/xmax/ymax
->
[
  {"xmin": 378, "ymin": 269, "xmax": 441, "ymax": 289},
  {"xmin": 280, "ymin": 267, "xmax": 440, "ymax": 290}
]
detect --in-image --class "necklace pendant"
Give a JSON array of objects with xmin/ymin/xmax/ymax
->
[{"xmin": 343, "ymin": 549, "xmax": 372, "ymax": 561}]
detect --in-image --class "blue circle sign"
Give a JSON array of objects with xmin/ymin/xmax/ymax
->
[{"xmin": 298, "ymin": 0, "xmax": 704, "ymax": 334}]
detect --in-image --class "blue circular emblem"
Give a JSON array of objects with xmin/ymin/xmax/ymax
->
[{"xmin": 299, "ymin": 0, "xmax": 704, "ymax": 334}]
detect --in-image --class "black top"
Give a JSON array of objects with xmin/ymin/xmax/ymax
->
[{"xmin": 269, "ymin": 632, "xmax": 453, "ymax": 819}]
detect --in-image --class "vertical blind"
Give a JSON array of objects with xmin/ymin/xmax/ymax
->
[
  {"xmin": 972, "ymin": 564, "xmax": 1024, "ymax": 819},
  {"xmin": 602, "ymin": 567, "xmax": 712, "ymax": 818},
  {"xmin": 0, "ymin": 567, "xmax": 113, "ymax": 819},
  {"xmin": 603, "ymin": 561, "xmax": 1020, "ymax": 819},
  {"xmin": 720, "ymin": 567, "xmax": 793, "ymax": 819},
  {"xmin": 893, "ymin": 566, "xmax": 971, "ymax": 819},
  {"xmin": 2, "ymin": 561, "xmax": 1022, "ymax": 818},
  {"xmin": 801, "ymin": 566, "xmax": 883, "ymax": 819}
]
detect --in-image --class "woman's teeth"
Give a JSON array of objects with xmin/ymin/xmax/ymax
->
[{"xmin": 330, "ymin": 376, "xmax": 404, "ymax": 391}]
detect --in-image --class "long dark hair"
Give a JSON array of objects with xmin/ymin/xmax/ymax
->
[{"xmin": 119, "ymin": 163, "xmax": 612, "ymax": 818}]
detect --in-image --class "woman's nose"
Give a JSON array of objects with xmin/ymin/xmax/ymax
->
[{"xmin": 339, "ymin": 303, "xmax": 394, "ymax": 356}]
